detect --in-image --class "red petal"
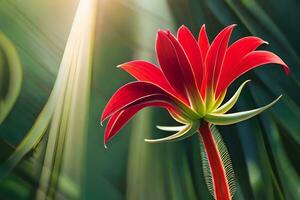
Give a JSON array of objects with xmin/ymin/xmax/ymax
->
[
  {"xmin": 119, "ymin": 60, "xmax": 189, "ymax": 105},
  {"xmin": 205, "ymin": 25, "xmax": 236, "ymax": 90},
  {"xmin": 104, "ymin": 110, "xmax": 128, "ymax": 144},
  {"xmin": 198, "ymin": 25, "xmax": 210, "ymax": 58},
  {"xmin": 165, "ymin": 30, "xmax": 203, "ymax": 106},
  {"xmin": 165, "ymin": 30, "xmax": 199, "ymax": 93},
  {"xmin": 219, "ymin": 50, "xmax": 289, "ymax": 93},
  {"xmin": 177, "ymin": 25, "xmax": 204, "ymax": 97},
  {"xmin": 101, "ymin": 81, "xmax": 168, "ymax": 122},
  {"xmin": 104, "ymin": 101, "xmax": 175, "ymax": 144},
  {"xmin": 119, "ymin": 60, "xmax": 170, "ymax": 90},
  {"xmin": 216, "ymin": 36, "xmax": 267, "ymax": 96},
  {"xmin": 156, "ymin": 31, "xmax": 189, "ymax": 102},
  {"xmin": 198, "ymin": 25, "xmax": 210, "ymax": 98}
]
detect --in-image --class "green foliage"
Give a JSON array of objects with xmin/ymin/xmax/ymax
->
[{"xmin": 0, "ymin": 32, "xmax": 22, "ymax": 124}]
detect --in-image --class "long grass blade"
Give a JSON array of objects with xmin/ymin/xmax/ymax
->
[{"xmin": 0, "ymin": 33, "xmax": 22, "ymax": 124}]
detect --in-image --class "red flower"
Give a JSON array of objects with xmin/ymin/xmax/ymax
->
[{"xmin": 101, "ymin": 25, "xmax": 289, "ymax": 200}]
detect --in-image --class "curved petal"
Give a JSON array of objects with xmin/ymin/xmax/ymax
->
[
  {"xmin": 118, "ymin": 60, "xmax": 189, "ymax": 105},
  {"xmin": 118, "ymin": 60, "xmax": 171, "ymax": 91},
  {"xmin": 177, "ymin": 26, "xmax": 204, "ymax": 96},
  {"xmin": 104, "ymin": 110, "xmax": 128, "ymax": 145},
  {"xmin": 101, "ymin": 81, "xmax": 169, "ymax": 122},
  {"xmin": 128, "ymin": 94, "xmax": 198, "ymax": 120},
  {"xmin": 145, "ymin": 121, "xmax": 199, "ymax": 143},
  {"xmin": 156, "ymin": 125, "xmax": 186, "ymax": 132},
  {"xmin": 205, "ymin": 25, "xmax": 236, "ymax": 90},
  {"xmin": 198, "ymin": 24, "xmax": 210, "ymax": 58},
  {"xmin": 219, "ymin": 51, "xmax": 289, "ymax": 94},
  {"xmin": 164, "ymin": 30, "xmax": 204, "ymax": 112},
  {"xmin": 205, "ymin": 95, "xmax": 282, "ymax": 125},
  {"xmin": 165, "ymin": 30, "xmax": 198, "ymax": 91},
  {"xmin": 198, "ymin": 25, "xmax": 210, "ymax": 98},
  {"xmin": 156, "ymin": 31, "xmax": 189, "ymax": 103},
  {"xmin": 216, "ymin": 37, "xmax": 268, "ymax": 96},
  {"xmin": 214, "ymin": 80, "xmax": 250, "ymax": 114},
  {"xmin": 104, "ymin": 101, "xmax": 175, "ymax": 145}
]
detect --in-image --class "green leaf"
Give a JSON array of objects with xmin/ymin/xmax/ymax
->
[
  {"xmin": 205, "ymin": 95, "xmax": 281, "ymax": 125},
  {"xmin": 156, "ymin": 125, "xmax": 186, "ymax": 132},
  {"xmin": 261, "ymin": 116, "xmax": 300, "ymax": 199},
  {"xmin": 0, "ymin": 93, "xmax": 54, "ymax": 180},
  {"xmin": 0, "ymin": 2, "xmax": 97, "ymax": 200},
  {"xmin": 214, "ymin": 80, "xmax": 250, "ymax": 114},
  {"xmin": 0, "ymin": 32, "xmax": 22, "ymax": 124},
  {"xmin": 145, "ymin": 122, "xmax": 199, "ymax": 143}
]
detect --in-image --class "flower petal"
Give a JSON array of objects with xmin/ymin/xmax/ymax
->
[
  {"xmin": 156, "ymin": 31, "xmax": 189, "ymax": 103},
  {"xmin": 119, "ymin": 60, "xmax": 189, "ymax": 104},
  {"xmin": 165, "ymin": 30, "xmax": 197, "ymax": 91},
  {"xmin": 198, "ymin": 25, "xmax": 210, "ymax": 59},
  {"xmin": 205, "ymin": 25, "xmax": 236, "ymax": 90},
  {"xmin": 177, "ymin": 26, "xmax": 204, "ymax": 96},
  {"xmin": 101, "ymin": 81, "xmax": 168, "ymax": 122},
  {"xmin": 104, "ymin": 101, "xmax": 175, "ymax": 145},
  {"xmin": 205, "ymin": 95, "xmax": 282, "ymax": 125},
  {"xmin": 219, "ymin": 51, "xmax": 289, "ymax": 94},
  {"xmin": 118, "ymin": 60, "xmax": 170, "ymax": 90},
  {"xmin": 216, "ymin": 37, "xmax": 268, "ymax": 96},
  {"xmin": 104, "ymin": 110, "xmax": 129, "ymax": 145},
  {"xmin": 198, "ymin": 25, "xmax": 210, "ymax": 98},
  {"xmin": 164, "ymin": 30, "xmax": 204, "ymax": 112},
  {"xmin": 214, "ymin": 80, "xmax": 250, "ymax": 114},
  {"xmin": 156, "ymin": 125, "xmax": 186, "ymax": 132},
  {"xmin": 145, "ymin": 121, "xmax": 199, "ymax": 143}
]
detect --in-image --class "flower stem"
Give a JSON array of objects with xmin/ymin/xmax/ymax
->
[{"xmin": 199, "ymin": 122, "xmax": 231, "ymax": 200}]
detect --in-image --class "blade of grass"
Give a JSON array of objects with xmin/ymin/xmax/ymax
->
[
  {"xmin": 36, "ymin": 1, "xmax": 97, "ymax": 199},
  {"xmin": 0, "ymin": 32, "xmax": 22, "ymax": 124}
]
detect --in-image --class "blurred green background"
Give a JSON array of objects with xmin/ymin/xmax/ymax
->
[{"xmin": 0, "ymin": 0, "xmax": 299, "ymax": 199}]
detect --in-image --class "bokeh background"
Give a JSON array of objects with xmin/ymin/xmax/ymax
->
[{"xmin": 0, "ymin": 0, "xmax": 299, "ymax": 199}]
